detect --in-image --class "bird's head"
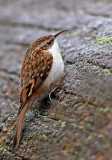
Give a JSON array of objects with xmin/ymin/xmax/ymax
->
[{"xmin": 36, "ymin": 30, "xmax": 68, "ymax": 50}]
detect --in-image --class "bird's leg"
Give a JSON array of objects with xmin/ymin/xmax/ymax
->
[
  {"xmin": 39, "ymin": 92, "xmax": 51, "ymax": 106},
  {"xmin": 48, "ymin": 94, "xmax": 52, "ymax": 103},
  {"xmin": 48, "ymin": 87, "xmax": 58, "ymax": 102},
  {"xmin": 41, "ymin": 87, "xmax": 58, "ymax": 104},
  {"xmin": 49, "ymin": 75, "xmax": 65, "ymax": 100}
]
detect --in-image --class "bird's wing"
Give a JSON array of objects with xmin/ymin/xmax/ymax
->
[
  {"xmin": 14, "ymin": 48, "xmax": 53, "ymax": 147},
  {"xmin": 19, "ymin": 48, "xmax": 53, "ymax": 111}
]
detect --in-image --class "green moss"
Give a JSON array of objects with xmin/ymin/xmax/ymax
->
[
  {"xmin": 103, "ymin": 69, "xmax": 112, "ymax": 75},
  {"xmin": 96, "ymin": 36, "xmax": 112, "ymax": 45}
]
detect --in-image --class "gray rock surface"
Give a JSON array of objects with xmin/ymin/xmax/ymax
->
[{"xmin": 0, "ymin": 0, "xmax": 112, "ymax": 159}]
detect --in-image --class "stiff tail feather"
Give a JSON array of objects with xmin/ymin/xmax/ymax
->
[{"xmin": 13, "ymin": 103, "xmax": 28, "ymax": 147}]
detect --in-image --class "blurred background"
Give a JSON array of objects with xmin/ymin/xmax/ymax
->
[
  {"xmin": 1, "ymin": 0, "xmax": 112, "ymax": 77},
  {"xmin": 0, "ymin": 0, "xmax": 112, "ymax": 159}
]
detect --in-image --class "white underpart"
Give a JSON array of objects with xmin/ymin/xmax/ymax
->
[{"xmin": 44, "ymin": 39, "xmax": 64, "ymax": 87}]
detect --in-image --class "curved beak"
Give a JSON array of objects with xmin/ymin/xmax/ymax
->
[{"xmin": 54, "ymin": 30, "xmax": 69, "ymax": 38}]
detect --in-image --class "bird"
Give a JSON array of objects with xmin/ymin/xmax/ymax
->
[{"xmin": 13, "ymin": 30, "xmax": 67, "ymax": 147}]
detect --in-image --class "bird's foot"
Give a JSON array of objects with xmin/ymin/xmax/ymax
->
[
  {"xmin": 38, "ymin": 87, "xmax": 60, "ymax": 115},
  {"xmin": 48, "ymin": 87, "xmax": 59, "ymax": 100}
]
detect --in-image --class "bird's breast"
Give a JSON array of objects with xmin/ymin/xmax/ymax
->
[{"xmin": 44, "ymin": 40, "xmax": 64, "ymax": 87}]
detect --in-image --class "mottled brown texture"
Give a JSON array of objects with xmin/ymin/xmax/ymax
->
[
  {"xmin": 20, "ymin": 48, "xmax": 53, "ymax": 103},
  {"xmin": 14, "ymin": 35, "xmax": 55, "ymax": 147},
  {"xmin": 27, "ymin": 35, "xmax": 54, "ymax": 54},
  {"xmin": 21, "ymin": 44, "xmax": 54, "ymax": 85}
]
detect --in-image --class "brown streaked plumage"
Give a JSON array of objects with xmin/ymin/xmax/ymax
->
[{"xmin": 13, "ymin": 30, "xmax": 67, "ymax": 147}]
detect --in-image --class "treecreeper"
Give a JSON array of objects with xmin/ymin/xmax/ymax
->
[{"xmin": 13, "ymin": 30, "xmax": 67, "ymax": 147}]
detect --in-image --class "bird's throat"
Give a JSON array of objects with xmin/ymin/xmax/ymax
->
[{"xmin": 48, "ymin": 39, "xmax": 61, "ymax": 56}]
